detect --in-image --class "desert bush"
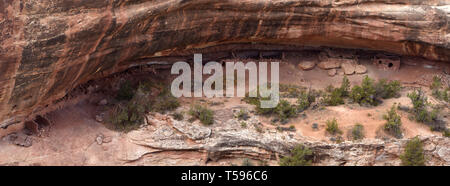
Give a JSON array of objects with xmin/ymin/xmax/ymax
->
[
  {"xmin": 324, "ymin": 87, "xmax": 345, "ymax": 106},
  {"xmin": 279, "ymin": 144, "xmax": 313, "ymax": 166},
  {"xmin": 296, "ymin": 90, "xmax": 316, "ymax": 112},
  {"xmin": 276, "ymin": 125, "xmax": 296, "ymax": 132},
  {"xmin": 242, "ymin": 87, "xmax": 277, "ymax": 115},
  {"xmin": 107, "ymin": 102, "xmax": 145, "ymax": 132},
  {"xmin": 323, "ymin": 76, "xmax": 350, "ymax": 106},
  {"xmin": 240, "ymin": 121, "xmax": 247, "ymax": 128},
  {"xmin": 383, "ymin": 104, "xmax": 403, "ymax": 138},
  {"xmin": 290, "ymin": 125, "xmax": 296, "ymax": 130},
  {"xmin": 350, "ymin": 76, "xmax": 401, "ymax": 106},
  {"xmin": 432, "ymin": 87, "xmax": 449, "ymax": 102},
  {"xmin": 241, "ymin": 158, "xmax": 253, "ymax": 166},
  {"xmin": 108, "ymin": 86, "xmax": 154, "ymax": 132},
  {"xmin": 254, "ymin": 98, "xmax": 278, "ymax": 116},
  {"xmin": 188, "ymin": 105, "xmax": 214, "ymax": 125},
  {"xmin": 108, "ymin": 80, "xmax": 181, "ymax": 132},
  {"xmin": 351, "ymin": 124, "xmax": 365, "ymax": 140},
  {"xmin": 443, "ymin": 129, "xmax": 450, "ymax": 137},
  {"xmin": 326, "ymin": 118, "xmax": 342, "ymax": 135},
  {"xmin": 350, "ymin": 75, "xmax": 377, "ymax": 106},
  {"xmin": 340, "ymin": 76, "xmax": 351, "ymax": 96},
  {"xmin": 375, "ymin": 79, "xmax": 401, "ymax": 99},
  {"xmin": 442, "ymin": 129, "xmax": 450, "ymax": 137},
  {"xmin": 400, "ymin": 137, "xmax": 425, "ymax": 166},
  {"xmin": 255, "ymin": 124, "xmax": 264, "ymax": 133},
  {"xmin": 275, "ymin": 100, "xmax": 297, "ymax": 123},
  {"xmin": 407, "ymin": 89, "xmax": 439, "ymax": 126},
  {"xmin": 243, "ymin": 89, "xmax": 298, "ymax": 123},
  {"xmin": 280, "ymin": 84, "xmax": 304, "ymax": 98},
  {"xmin": 108, "ymin": 103, "xmax": 131, "ymax": 130},
  {"xmin": 236, "ymin": 109, "xmax": 250, "ymax": 120},
  {"xmin": 430, "ymin": 76, "xmax": 449, "ymax": 102},
  {"xmin": 430, "ymin": 76, "xmax": 442, "ymax": 90},
  {"xmin": 172, "ymin": 112, "xmax": 184, "ymax": 121},
  {"xmin": 152, "ymin": 87, "xmax": 180, "ymax": 113},
  {"xmin": 312, "ymin": 123, "xmax": 318, "ymax": 130},
  {"xmin": 116, "ymin": 80, "xmax": 135, "ymax": 101}
]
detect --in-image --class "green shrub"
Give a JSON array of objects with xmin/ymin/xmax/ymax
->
[
  {"xmin": 188, "ymin": 105, "xmax": 214, "ymax": 125},
  {"xmin": 375, "ymin": 79, "xmax": 401, "ymax": 99},
  {"xmin": 116, "ymin": 80, "xmax": 135, "ymax": 101},
  {"xmin": 253, "ymin": 98, "xmax": 278, "ymax": 116},
  {"xmin": 407, "ymin": 89, "xmax": 438, "ymax": 124},
  {"xmin": 442, "ymin": 88, "xmax": 448, "ymax": 102},
  {"xmin": 351, "ymin": 124, "xmax": 365, "ymax": 140},
  {"xmin": 152, "ymin": 87, "xmax": 180, "ymax": 113},
  {"xmin": 440, "ymin": 89, "xmax": 448, "ymax": 102},
  {"xmin": 400, "ymin": 137, "xmax": 425, "ymax": 166},
  {"xmin": 383, "ymin": 104, "xmax": 402, "ymax": 138},
  {"xmin": 237, "ymin": 109, "xmax": 250, "ymax": 120},
  {"xmin": 108, "ymin": 104, "xmax": 131, "ymax": 130},
  {"xmin": 430, "ymin": 76, "xmax": 449, "ymax": 102},
  {"xmin": 255, "ymin": 124, "xmax": 264, "ymax": 133},
  {"xmin": 240, "ymin": 121, "xmax": 247, "ymax": 128},
  {"xmin": 324, "ymin": 86, "xmax": 345, "ymax": 106},
  {"xmin": 443, "ymin": 129, "xmax": 450, "ymax": 137},
  {"xmin": 326, "ymin": 118, "xmax": 342, "ymax": 135},
  {"xmin": 340, "ymin": 76, "xmax": 350, "ymax": 96},
  {"xmin": 107, "ymin": 102, "xmax": 145, "ymax": 132},
  {"xmin": 241, "ymin": 158, "xmax": 253, "ymax": 166},
  {"xmin": 108, "ymin": 86, "xmax": 154, "ymax": 132},
  {"xmin": 350, "ymin": 75, "xmax": 377, "ymax": 106},
  {"xmin": 108, "ymin": 80, "xmax": 181, "ymax": 132},
  {"xmin": 296, "ymin": 90, "xmax": 316, "ymax": 112},
  {"xmin": 349, "ymin": 76, "xmax": 401, "ymax": 106},
  {"xmin": 275, "ymin": 100, "xmax": 297, "ymax": 123},
  {"xmin": 243, "ymin": 89, "xmax": 298, "ymax": 123},
  {"xmin": 242, "ymin": 94, "xmax": 260, "ymax": 106},
  {"xmin": 280, "ymin": 84, "xmax": 304, "ymax": 98},
  {"xmin": 279, "ymin": 144, "xmax": 313, "ymax": 166},
  {"xmin": 430, "ymin": 76, "xmax": 442, "ymax": 90},
  {"xmin": 172, "ymin": 112, "xmax": 184, "ymax": 121},
  {"xmin": 289, "ymin": 125, "xmax": 296, "ymax": 130},
  {"xmin": 242, "ymin": 88, "xmax": 276, "ymax": 116},
  {"xmin": 323, "ymin": 76, "xmax": 349, "ymax": 106},
  {"xmin": 277, "ymin": 125, "xmax": 296, "ymax": 132}
]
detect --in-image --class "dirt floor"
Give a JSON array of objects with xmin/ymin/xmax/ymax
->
[{"xmin": 0, "ymin": 52, "xmax": 448, "ymax": 166}]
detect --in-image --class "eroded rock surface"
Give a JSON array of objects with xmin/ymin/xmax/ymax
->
[
  {"xmin": 1, "ymin": 0, "xmax": 450, "ymax": 130},
  {"xmin": 0, "ymin": 103, "xmax": 448, "ymax": 166},
  {"xmin": 124, "ymin": 110, "xmax": 450, "ymax": 166}
]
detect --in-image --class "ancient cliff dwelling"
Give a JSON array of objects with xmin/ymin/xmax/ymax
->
[{"xmin": 0, "ymin": 0, "xmax": 449, "ymax": 167}]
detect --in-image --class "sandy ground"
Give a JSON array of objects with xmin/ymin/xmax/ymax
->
[{"xmin": 0, "ymin": 55, "xmax": 448, "ymax": 165}]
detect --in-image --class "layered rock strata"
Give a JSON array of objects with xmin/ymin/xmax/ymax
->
[{"xmin": 1, "ymin": 0, "xmax": 449, "ymax": 130}]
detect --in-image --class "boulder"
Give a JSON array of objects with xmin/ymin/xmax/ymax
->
[
  {"xmin": 318, "ymin": 60, "xmax": 341, "ymax": 69},
  {"xmin": 355, "ymin": 65, "xmax": 367, "ymax": 74},
  {"xmin": 7, "ymin": 133, "xmax": 33, "ymax": 147},
  {"xmin": 96, "ymin": 134, "xmax": 104, "ymax": 145},
  {"xmin": 98, "ymin": 99, "xmax": 108, "ymax": 106},
  {"xmin": 341, "ymin": 62, "xmax": 356, "ymax": 75},
  {"xmin": 95, "ymin": 115, "xmax": 104, "ymax": 122},
  {"xmin": 297, "ymin": 61, "xmax": 316, "ymax": 70},
  {"xmin": 328, "ymin": 69, "xmax": 337, "ymax": 76}
]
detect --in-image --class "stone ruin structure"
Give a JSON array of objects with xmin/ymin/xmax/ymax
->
[
  {"xmin": 373, "ymin": 54, "xmax": 401, "ymax": 71},
  {"xmin": 0, "ymin": 0, "xmax": 449, "ymax": 138}
]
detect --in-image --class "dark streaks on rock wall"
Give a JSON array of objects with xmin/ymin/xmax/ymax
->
[{"xmin": 0, "ymin": 0, "xmax": 449, "ymax": 129}]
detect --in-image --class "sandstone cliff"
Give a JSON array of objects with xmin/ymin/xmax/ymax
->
[{"xmin": 1, "ymin": 0, "xmax": 449, "ymax": 128}]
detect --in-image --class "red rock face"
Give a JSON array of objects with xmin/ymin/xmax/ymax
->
[{"xmin": 0, "ymin": 0, "xmax": 449, "ymax": 128}]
